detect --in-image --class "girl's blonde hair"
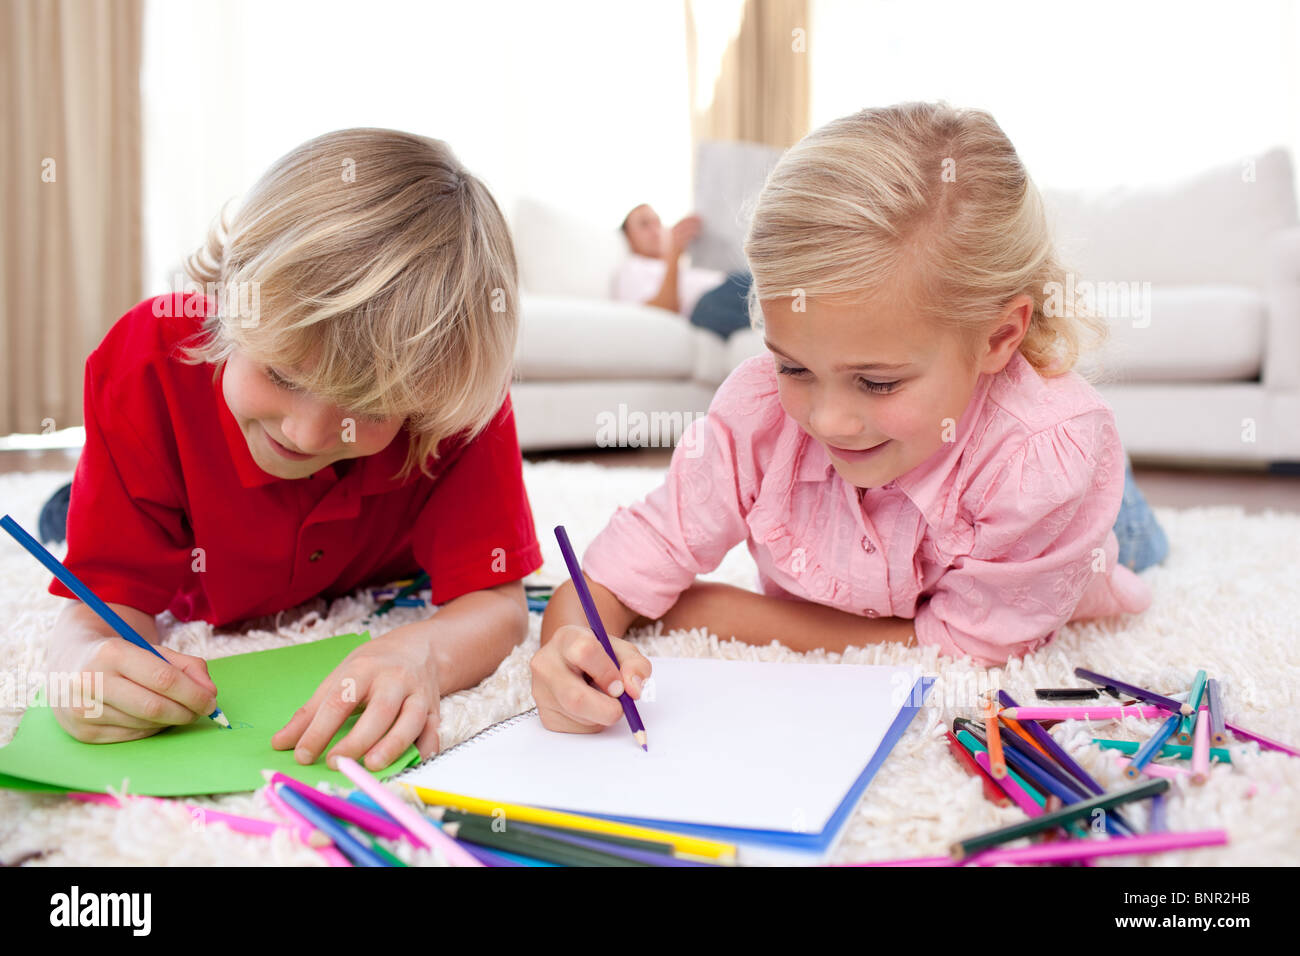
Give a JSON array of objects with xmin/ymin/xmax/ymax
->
[
  {"xmin": 181, "ymin": 128, "xmax": 518, "ymax": 480},
  {"xmin": 744, "ymin": 101, "xmax": 1109, "ymax": 380}
]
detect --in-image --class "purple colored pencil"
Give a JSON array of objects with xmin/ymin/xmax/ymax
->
[
  {"xmin": 510, "ymin": 820, "xmax": 715, "ymax": 867},
  {"xmin": 999, "ymin": 690, "xmax": 1106, "ymax": 797},
  {"xmin": 1147, "ymin": 793, "xmax": 1166, "ymax": 833},
  {"xmin": 1224, "ymin": 719, "xmax": 1300, "ymax": 758},
  {"xmin": 1206, "ymin": 679, "xmax": 1226, "ymax": 746},
  {"xmin": 1073, "ymin": 667, "xmax": 1191, "ymax": 715},
  {"xmin": 846, "ymin": 830, "xmax": 1227, "ymax": 867},
  {"xmin": 553, "ymin": 525, "xmax": 648, "ymax": 750}
]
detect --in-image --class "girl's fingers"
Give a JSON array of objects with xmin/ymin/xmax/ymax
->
[
  {"xmin": 565, "ymin": 631, "xmax": 625, "ymax": 697},
  {"xmin": 361, "ymin": 696, "xmax": 433, "ymax": 770},
  {"xmin": 326, "ymin": 690, "xmax": 407, "ymax": 769},
  {"xmin": 413, "ymin": 712, "xmax": 441, "ymax": 760}
]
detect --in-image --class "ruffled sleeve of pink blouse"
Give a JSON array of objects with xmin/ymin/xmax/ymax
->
[
  {"xmin": 912, "ymin": 407, "xmax": 1152, "ymax": 665},
  {"xmin": 581, "ymin": 360, "xmax": 782, "ymax": 620}
]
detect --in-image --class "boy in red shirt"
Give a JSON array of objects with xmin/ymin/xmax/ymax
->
[{"xmin": 43, "ymin": 128, "xmax": 542, "ymax": 771}]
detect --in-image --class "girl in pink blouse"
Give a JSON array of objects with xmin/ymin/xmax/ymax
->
[{"xmin": 531, "ymin": 102, "xmax": 1166, "ymax": 736}]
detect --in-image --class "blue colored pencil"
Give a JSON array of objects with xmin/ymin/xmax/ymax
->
[
  {"xmin": 1206, "ymin": 678, "xmax": 1226, "ymax": 745},
  {"xmin": 1127, "ymin": 713, "xmax": 1183, "ymax": 778},
  {"xmin": 553, "ymin": 525, "xmax": 648, "ymax": 751},
  {"xmin": 275, "ymin": 783, "xmax": 389, "ymax": 867},
  {"xmin": 1177, "ymin": 670, "xmax": 1208, "ymax": 744},
  {"xmin": 0, "ymin": 513, "xmax": 230, "ymax": 728},
  {"xmin": 1147, "ymin": 792, "xmax": 1167, "ymax": 833}
]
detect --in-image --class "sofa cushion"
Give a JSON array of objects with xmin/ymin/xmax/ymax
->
[
  {"xmin": 1077, "ymin": 285, "xmax": 1265, "ymax": 383},
  {"xmin": 512, "ymin": 198, "xmax": 627, "ymax": 299},
  {"xmin": 1043, "ymin": 147, "xmax": 1298, "ymax": 290},
  {"xmin": 515, "ymin": 294, "xmax": 697, "ymax": 381}
]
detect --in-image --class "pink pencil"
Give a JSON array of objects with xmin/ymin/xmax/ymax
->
[
  {"xmin": 1114, "ymin": 756, "xmax": 1190, "ymax": 781},
  {"xmin": 843, "ymin": 830, "xmax": 1229, "ymax": 866},
  {"xmin": 1224, "ymin": 719, "xmax": 1300, "ymax": 758},
  {"xmin": 262, "ymin": 771, "xmax": 411, "ymax": 843},
  {"xmin": 68, "ymin": 791, "xmax": 328, "ymax": 847},
  {"xmin": 974, "ymin": 751, "xmax": 1040, "ymax": 816},
  {"xmin": 1191, "ymin": 705, "xmax": 1211, "ymax": 784},
  {"xmin": 317, "ymin": 846, "xmax": 353, "ymax": 867},
  {"xmin": 261, "ymin": 782, "xmax": 334, "ymax": 849},
  {"xmin": 1000, "ymin": 705, "xmax": 1174, "ymax": 721},
  {"xmin": 334, "ymin": 756, "xmax": 482, "ymax": 867}
]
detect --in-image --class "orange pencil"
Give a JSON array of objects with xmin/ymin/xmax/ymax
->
[
  {"xmin": 998, "ymin": 713, "xmax": 1052, "ymax": 759},
  {"xmin": 983, "ymin": 697, "xmax": 1007, "ymax": 778}
]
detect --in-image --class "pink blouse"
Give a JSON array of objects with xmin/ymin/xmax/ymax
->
[{"xmin": 582, "ymin": 350, "xmax": 1153, "ymax": 665}]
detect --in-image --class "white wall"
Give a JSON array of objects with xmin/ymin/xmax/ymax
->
[{"xmin": 142, "ymin": 0, "xmax": 693, "ymax": 294}]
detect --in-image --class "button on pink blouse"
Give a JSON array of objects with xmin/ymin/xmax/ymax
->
[{"xmin": 582, "ymin": 351, "xmax": 1153, "ymax": 665}]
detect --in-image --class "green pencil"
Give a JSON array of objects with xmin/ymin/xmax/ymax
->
[
  {"xmin": 950, "ymin": 778, "xmax": 1169, "ymax": 861},
  {"xmin": 1177, "ymin": 670, "xmax": 1208, "ymax": 745},
  {"xmin": 443, "ymin": 819, "xmax": 653, "ymax": 867},
  {"xmin": 1092, "ymin": 737, "xmax": 1232, "ymax": 764}
]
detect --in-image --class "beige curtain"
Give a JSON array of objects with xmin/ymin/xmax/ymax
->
[
  {"xmin": 0, "ymin": 0, "xmax": 144, "ymax": 437},
  {"xmin": 686, "ymin": 0, "xmax": 810, "ymax": 150}
]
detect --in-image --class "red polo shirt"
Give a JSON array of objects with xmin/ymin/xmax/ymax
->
[{"xmin": 49, "ymin": 293, "xmax": 543, "ymax": 625}]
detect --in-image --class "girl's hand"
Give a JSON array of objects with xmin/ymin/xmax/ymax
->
[
  {"xmin": 530, "ymin": 624, "xmax": 652, "ymax": 735},
  {"xmin": 272, "ymin": 624, "xmax": 442, "ymax": 770},
  {"xmin": 47, "ymin": 604, "xmax": 220, "ymax": 743}
]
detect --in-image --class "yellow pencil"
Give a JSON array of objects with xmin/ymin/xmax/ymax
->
[{"xmin": 404, "ymin": 785, "xmax": 737, "ymax": 863}]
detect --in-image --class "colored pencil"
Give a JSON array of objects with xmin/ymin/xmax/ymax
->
[
  {"xmin": 1000, "ymin": 705, "xmax": 1172, "ymax": 721},
  {"xmin": 1035, "ymin": 687, "xmax": 1102, "ymax": 700},
  {"xmin": 274, "ymin": 783, "xmax": 390, "ymax": 867},
  {"xmin": 982, "ymin": 697, "xmax": 1006, "ymax": 778},
  {"xmin": 1177, "ymin": 670, "xmax": 1208, "ymax": 744},
  {"xmin": 1147, "ymin": 793, "xmax": 1167, "ymax": 833},
  {"xmin": 1224, "ymin": 719, "xmax": 1300, "ymax": 758},
  {"xmin": 950, "ymin": 779, "xmax": 1168, "ymax": 861},
  {"xmin": 505, "ymin": 820, "xmax": 717, "ymax": 867},
  {"xmin": 442, "ymin": 819, "xmax": 652, "ymax": 867},
  {"xmin": 409, "ymin": 785, "xmax": 736, "ymax": 861},
  {"xmin": 261, "ymin": 780, "xmax": 334, "ymax": 849},
  {"xmin": 317, "ymin": 846, "xmax": 353, "ymax": 867},
  {"xmin": 1115, "ymin": 756, "xmax": 1190, "ymax": 781},
  {"xmin": 1191, "ymin": 705, "xmax": 1212, "ymax": 784},
  {"xmin": 553, "ymin": 524, "xmax": 647, "ymax": 751},
  {"xmin": 999, "ymin": 690, "xmax": 1110, "ymax": 797},
  {"xmin": 974, "ymin": 751, "xmax": 1039, "ymax": 815},
  {"xmin": 342, "ymin": 823, "xmax": 408, "ymax": 867},
  {"xmin": 952, "ymin": 729, "xmax": 1043, "ymax": 806},
  {"xmin": 441, "ymin": 807, "xmax": 679, "ymax": 857},
  {"xmin": 334, "ymin": 756, "xmax": 483, "ymax": 867},
  {"xmin": 369, "ymin": 572, "xmax": 430, "ymax": 619},
  {"xmin": 67, "ymin": 791, "xmax": 328, "ymax": 847},
  {"xmin": 853, "ymin": 829, "xmax": 1226, "ymax": 866},
  {"xmin": 1126, "ymin": 713, "xmax": 1183, "ymax": 779},
  {"xmin": 1072, "ymin": 667, "xmax": 1190, "ymax": 715},
  {"xmin": 0, "ymin": 513, "xmax": 230, "ymax": 728},
  {"xmin": 1206, "ymin": 678, "xmax": 1226, "ymax": 745},
  {"xmin": 1091, "ymin": 737, "xmax": 1232, "ymax": 764},
  {"xmin": 945, "ymin": 729, "xmax": 1011, "ymax": 807},
  {"xmin": 998, "ymin": 714, "xmax": 1051, "ymax": 758},
  {"xmin": 262, "ymin": 770, "xmax": 410, "ymax": 843}
]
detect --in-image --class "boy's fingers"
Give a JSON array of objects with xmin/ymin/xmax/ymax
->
[
  {"xmin": 293, "ymin": 682, "xmax": 363, "ymax": 765},
  {"xmin": 100, "ymin": 673, "xmax": 203, "ymax": 727},
  {"xmin": 359, "ymin": 696, "xmax": 430, "ymax": 769},
  {"xmin": 113, "ymin": 644, "xmax": 218, "ymax": 719},
  {"xmin": 326, "ymin": 691, "xmax": 406, "ymax": 769},
  {"xmin": 272, "ymin": 671, "xmax": 337, "ymax": 747}
]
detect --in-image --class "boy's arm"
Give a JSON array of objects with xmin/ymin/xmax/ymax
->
[
  {"xmin": 652, "ymin": 580, "xmax": 916, "ymax": 654},
  {"xmin": 424, "ymin": 577, "xmax": 530, "ymax": 693}
]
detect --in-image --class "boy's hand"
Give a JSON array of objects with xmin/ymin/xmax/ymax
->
[
  {"xmin": 272, "ymin": 625, "xmax": 442, "ymax": 771},
  {"xmin": 47, "ymin": 630, "xmax": 220, "ymax": 744},
  {"xmin": 530, "ymin": 624, "xmax": 652, "ymax": 734}
]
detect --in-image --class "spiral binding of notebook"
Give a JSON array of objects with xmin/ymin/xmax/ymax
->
[{"xmin": 389, "ymin": 708, "xmax": 539, "ymax": 780}]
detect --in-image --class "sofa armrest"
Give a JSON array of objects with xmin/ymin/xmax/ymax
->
[{"xmin": 1265, "ymin": 225, "xmax": 1300, "ymax": 389}]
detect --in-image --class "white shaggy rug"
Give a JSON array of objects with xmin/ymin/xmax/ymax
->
[{"xmin": 1, "ymin": 463, "xmax": 1298, "ymax": 866}]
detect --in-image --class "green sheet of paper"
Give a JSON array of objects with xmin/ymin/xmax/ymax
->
[{"xmin": 0, "ymin": 632, "xmax": 419, "ymax": 796}]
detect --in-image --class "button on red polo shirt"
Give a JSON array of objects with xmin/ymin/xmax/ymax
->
[{"xmin": 49, "ymin": 293, "xmax": 544, "ymax": 626}]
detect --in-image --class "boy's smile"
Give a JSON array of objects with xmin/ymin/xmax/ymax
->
[{"xmin": 221, "ymin": 349, "xmax": 405, "ymax": 480}]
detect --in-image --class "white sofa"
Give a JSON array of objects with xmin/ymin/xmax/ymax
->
[{"xmin": 509, "ymin": 145, "xmax": 1300, "ymax": 468}]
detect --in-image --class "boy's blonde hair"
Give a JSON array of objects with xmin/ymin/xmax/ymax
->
[
  {"xmin": 744, "ymin": 101, "xmax": 1109, "ymax": 380},
  {"xmin": 182, "ymin": 128, "xmax": 518, "ymax": 480}
]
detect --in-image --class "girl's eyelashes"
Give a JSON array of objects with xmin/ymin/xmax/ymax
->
[
  {"xmin": 265, "ymin": 367, "xmax": 302, "ymax": 391},
  {"xmin": 775, "ymin": 362, "xmax": 898, "ymax": 394}
]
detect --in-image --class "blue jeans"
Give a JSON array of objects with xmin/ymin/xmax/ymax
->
[
  {"xmin": 689, "ymin": 271, "xmax": 753, "ymax": 339},
  {"xmin": 1113, "ymin": 454, "xmax": 1168, "ymax": 572}
]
